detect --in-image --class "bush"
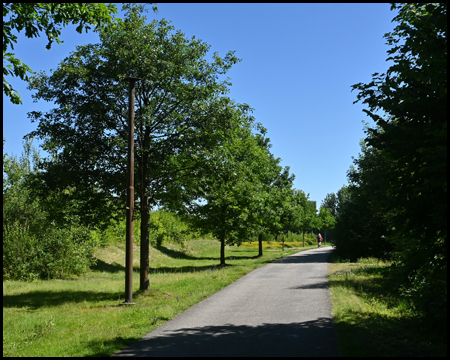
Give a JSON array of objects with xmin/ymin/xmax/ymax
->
[
  {"xmin": 91, "ymin": 217, "xmax": 141, "ymax": 246},
  {"xmin": 149, "ymin": 210, "xmax": 188, "ymax": 247},
  {"xmin": 389, "ymin": 234, "xmax": 447, "ymax": 331},
  {"xmin": 3, "ymin": 139, "xmax": 99, "ymax": 280},
  {"xmin": 3, "ymin": 190, "xmax": 98, "ymax": 280}
]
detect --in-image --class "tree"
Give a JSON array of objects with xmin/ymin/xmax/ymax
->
[
  {"xmin": 293, "ymin": 191, "xmax": 317, "ymax": 247},
  {"xmin": 26, "ymin": 6, "xmax": 242, "ymax": 290},
  {"xmin": 244, "ymin": 127, "xmax": 295, "ymax": 257},
  {"xmin": 333, "ymin": 136, "xmax": 394, "ymax": 261},
  {"xmin": 351, "ymin": 3, "xmax": 446, "ymax": 327},
  {"xmin": 316, "ymin": 207, "xmax": 336, "ymax": 243},
  {"xmin": 321, "ymin": 192, "xmax": 338, "ymax": 217},
  {"xmin": 184, "ymin": 115, "xmax": 280, "ymax": 265},
  {"xmin": 2, "ymin": 3, "xmax": 131, "ymax": 104},
  {"xmin": 351, "ymin": 3, "xmax": 447, "ymax": 242}
]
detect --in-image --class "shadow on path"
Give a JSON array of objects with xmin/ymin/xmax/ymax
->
[
  {"xmin": 272, "ymin": 247, "xmax": 332, "ymax": 264},
  {"xmin": 111, "ymin": 317, "xmax": 338, "ymax": 357}
]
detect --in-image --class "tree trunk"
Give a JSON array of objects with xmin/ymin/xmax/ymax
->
[
  {"xmin": 139, "ymin": 151, "xmax": 150, "ymax": 291},
  {"xmin": 220, "ymin": 204, "xmax": 227, "ymax": 266},
  {"xmin": 282, "ymin": 233, "xmax": 285, "ymax": 251},
  {"xmin": 258, "ymin": 233, "xmax": 263, "ymax": 257},
  {"xmin": 302, "ymin": 231, "xmax": 305, "ymax": 247},
  {"xmin": 220, "ymin": 230, "xmax": 226, "ymax": 266},
  {"xmin": 140, "ymin": 194, "xmax": 150, "ymax": 291}
]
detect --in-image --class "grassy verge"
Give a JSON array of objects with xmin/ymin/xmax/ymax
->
[
  {"xmin": 328, "ymin": 251, "xmax": 447, "ymax": 357},
  {"xmin": 3, "ymin": 239, "xmax": 318, "ymax": 357}
]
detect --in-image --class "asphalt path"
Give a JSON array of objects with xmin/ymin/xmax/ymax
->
[{"xmin": 112, "ymin": 246, "xmax": 339, "ymax": 357}]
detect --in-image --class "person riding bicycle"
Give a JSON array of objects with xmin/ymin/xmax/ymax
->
[{"xmin": 317, "ymin": 233, "xmax": 322, "ymax": 248}]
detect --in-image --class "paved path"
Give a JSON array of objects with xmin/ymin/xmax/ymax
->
[{"xmin": 113, "ymin": 246, "xmax": 338, "ymax": 357}]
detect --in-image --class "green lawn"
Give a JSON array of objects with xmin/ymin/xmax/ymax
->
[
  {"xmin": 3, "ymin": 239, "xmax": 317, "ymax": 357},
  {"xmin": 328, "ymin": 254, "xmax": 447, "ymax": 357},
  {"xmin": 9, "ymin": 241, "xmax": 442, "ymax": 357}
]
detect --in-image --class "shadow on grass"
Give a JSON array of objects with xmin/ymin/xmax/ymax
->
[
  {"xmin": 90, "ymin": 259, "xmax": 125, "ymax": 273},
  {"xmin": 157, "ymin": 244, "xmax": 264, "ymax": 261},
  {"xmin": 107, "ymin": 318, "xmax": 339, "ymax": 357},
  {"xmin": 3, "ymin": 289, "xmax": 124, "ymax": 310},
  {"xmin": 149, "ymin": 264, "xmax": 232, "ymax": 274},
  {"xmin": 333, "ymin": 309, "xmax": 446, "ymax": 357},
  {"xmin": 155, "ymin": 245, "xmax": 218, "ymax": 261},
  {"xmin": 85, "ymin": 336, "xmax": 142, "ymax": 357},
  {"xmin": 328, "ymin": 263, "xmax": 447, "ymax": 357}
]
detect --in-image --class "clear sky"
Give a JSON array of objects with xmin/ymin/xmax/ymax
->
[{"xmin": 3, "ymin": 3, "xmax": 397, "ymax": 206}]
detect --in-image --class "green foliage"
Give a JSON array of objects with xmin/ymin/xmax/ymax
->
[
  {"xmin": 90, "ymin": 218, "xmax": 128, "ymax": 247},
  {"xmin": 3, "ymin": 3, "xmax": 121, "ymax": 104},
  {"xmin": 346, "ymin": 3, "xmax": 447, "ymax": 329},
  {"xmin": 149, "ymin": 210, "xmax": 190, "ymax": 247},
  {"xmin": 182, "ymin": 116, "xmax": 289, "ymax": 264},
  {"xmin": 4, "ymin": 222, "xmax": 97, "ymax": 280},
  {"xmin": 332, "ymin": 140, "xmax": 394, "ymax": 261},
  {"xmin": 91, "ymin": 210, "xmax": 195, "ymax": 248},
  {"xmin": 25, "ymin": 5, "xmax": 244, "ymax": 289},
  {"xmin": 278, "ymin": 189, "xmax": 314, "ymax": 235},
  {"xmin": 321, "ymin": 192, "xmax": 338, "ymax": 217},
  {"xmin": 3, "ymin": 139, "xmax": 98, "ymax": 280},
  {"xmin": 316, "ymin": 206, "xmax": 336, "ymax": 232}
]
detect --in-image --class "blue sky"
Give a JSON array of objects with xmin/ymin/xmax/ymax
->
[{"xmin": 3, "ymin": 3, "xmax": 397, "ymax": 206}]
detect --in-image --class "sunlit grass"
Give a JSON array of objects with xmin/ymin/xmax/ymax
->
[
  {"xmin": 3, "ymin": 239, "xmax": 319, "ymax": 357},
  {"xmin": 241, "ymin": 240, "xmax": 312, "ymax": 249},
  {"xmin": 328, "ymin": 253, "xmax": 446, "ymax": 357}
]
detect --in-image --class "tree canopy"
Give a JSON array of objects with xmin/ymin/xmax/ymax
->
[
  {"xmin": 351, "ymin": 3, "xmax": 447, "ymax": 244},
  {"xmin": 3, "ymin": 3, "xmax": 127, "ymax": 104},
  {"xmin": 344, "ymin": 2, "xmax": 446, "ymax": 328},
  {"xmin": 26, "ymin": 6, "xmax": 244, "ymax": 290}
]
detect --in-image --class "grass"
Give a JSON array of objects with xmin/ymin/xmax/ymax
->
[
  {"xmin": 3, "ymin": 239, "xmax": 318, "ymax": 357},
  {"xmin": 327, "ymin": 251, "xmax": 447, "ymax": 357}
]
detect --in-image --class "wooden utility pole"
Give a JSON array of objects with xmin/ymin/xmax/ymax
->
[{"xmin": 121, "ymin": 76, "xmax": 141, "ymax": 305}]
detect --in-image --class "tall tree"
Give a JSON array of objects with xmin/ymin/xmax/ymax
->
[
  {"xmin": 26, "ymin": 6, "xmax": 242, "ymax": 290},
  {"xmin": 351, "ymin": 3, "xmax": 446, "ymax": 326},
  {"xmin": 184, "ymin": 116, "xmax": 283, "ymax": 265},
  {"xmin": 245, "ymin": 127, "xmax": 295, "ymax": 257},
  {"xmin": 351, "ymin": 3, "xmax": 447, "ymax": 242}
]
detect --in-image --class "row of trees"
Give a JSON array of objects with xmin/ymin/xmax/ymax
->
[
  {"xmin": 327, "ymin": 3, "xmax": 446, "ymax": 330},
  {"xmin": 3, "ymin": 132, "xmax": 332, "ymax": 280},
  {"xmin": 3, "ymin": 5, "xmax": 335, "ymax": 284}
]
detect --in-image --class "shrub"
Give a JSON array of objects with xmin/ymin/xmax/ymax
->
[
  {"xmin": 3, "ymin": 191, "xmax": 98, "ymax": 280},
  {"xmin": 149, "ymin": 210, "xmax": 188, "ymax": 247}
]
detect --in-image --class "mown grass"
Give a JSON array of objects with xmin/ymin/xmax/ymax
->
[
  {"xmin": 3, "ymin": 239, "xmax": 318, "ymax": 357},
  {"xmin": 328, "ymin": 251, "xmax": 447, "ymax": 357}
]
